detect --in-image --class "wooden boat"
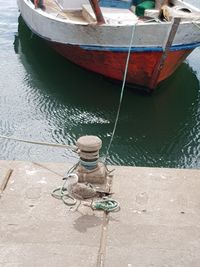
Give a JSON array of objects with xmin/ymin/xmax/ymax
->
[{"xmin": 17, "ymin": 0, "xmax": 200, "ymax": 90}]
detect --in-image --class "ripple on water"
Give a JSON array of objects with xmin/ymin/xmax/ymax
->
[{"xmin": 1, "ymin": 0, "xmax": 200, "ymax": 166}]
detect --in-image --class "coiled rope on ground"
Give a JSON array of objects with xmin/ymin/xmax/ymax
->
[{"xmin": 91, "ymin": 197, "xmax": 120, "ymax": 212}]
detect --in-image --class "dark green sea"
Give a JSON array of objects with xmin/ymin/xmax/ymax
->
[{"xmin": 1, "ymin": 0, "xmax": 200, "ymax": 167}]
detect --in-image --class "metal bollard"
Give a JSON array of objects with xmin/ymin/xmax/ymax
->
[{"xmin": 75, "ymin": 135, "xmax": 107, "ymax": 184}]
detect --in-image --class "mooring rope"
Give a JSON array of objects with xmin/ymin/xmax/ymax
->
[
  {"xmin": 0, "ymin": 135, "xmax": 77, "ymax": 151},
  {"xmin": 192, "ymin": 21, "xmax": 200, "ymax": 30},
  {"xmin": 104, "ymin": 21, "xmax": 138, "ymax": 162}
]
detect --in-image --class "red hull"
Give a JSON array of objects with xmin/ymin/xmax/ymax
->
[{"xmin": 52, "ymin": 43, "xmax": 193, "ymax": 90}]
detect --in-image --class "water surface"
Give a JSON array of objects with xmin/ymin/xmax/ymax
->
[{"xmin": 1, "ymin": 0, "xmax": 200, "ymax": 167}]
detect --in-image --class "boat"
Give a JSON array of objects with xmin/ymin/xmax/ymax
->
[{"xmin": 17, "ymin": 0, "xmax": 200, "ymax": 91}]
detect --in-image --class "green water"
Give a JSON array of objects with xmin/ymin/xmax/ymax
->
[{"xmin": 1, "ymin": 0, "xmax": 200, "ymax": 167}]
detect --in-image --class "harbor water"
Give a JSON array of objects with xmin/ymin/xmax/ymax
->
[{"xmin": 0, "ymin": 0, "xmax": 200, "ymax": 167}]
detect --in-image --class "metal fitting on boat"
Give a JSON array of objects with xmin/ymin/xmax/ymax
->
[{"xmin": 75, "ymin": 135, "xmax": 107, "ymax": 184}]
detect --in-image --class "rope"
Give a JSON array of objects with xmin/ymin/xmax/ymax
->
[
  {"xmin": 66, "ymin": 162, "xmax": 80, "ymax": 175},
  {"xmin": 51, "ymin": 162, "xmax": 80, "ymax": 206},
  {"xmin": 51, "ymin": 176, "xmax": 77, "ymax": 206},
  {"xmin": 91, "ymin": 197, "xmax": 120, "ymax": 212},
  {"xmin": 0, "ymin": 135, "xmax": 77, "ymax": 151},
  {"xmin": 51, "ymin": 162, "xmax": 119, "ymax": 211},
  {"xmin": 192, "ymin": 21, "xmax": 200, "ymax": 30},
  {"xmin": 80, "ymin": 158, "xmax": 99, "ymax": 170},
  {"xmin": 51, "ymin": 161, "xmax": 116, "ymax": 208},
  {"xmin": 104, "ymin": 21, "xmax": 138, "ymax": 162},
  {"xmin": 51, "ymin": 185, "xmax": 77, "ymax": 206}
]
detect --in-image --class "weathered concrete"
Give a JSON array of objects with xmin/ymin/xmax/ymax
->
[
  {"xmin": 1, "ymin": 160, "xmax": 200, "ymax": 266},
  {"xmin": 105, "ymin": 167, "xmax": 200, "ymax": 267}
]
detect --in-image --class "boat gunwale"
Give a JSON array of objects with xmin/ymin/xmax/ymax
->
[
  {"xmin": 18, "ymin": 0, "xmax": 200, "ymax": 50},
  {"xmin": 22, "ymin": 0, "xmax": 200, "ymax": 27},
  {"xmin": 22, "ymin": 0, "xmax": 173, "ymax": 27}
]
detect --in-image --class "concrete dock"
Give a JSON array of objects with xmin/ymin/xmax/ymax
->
[{"xmin": 1, "ymin": 160, "xmax": 200, "ymax": 267}]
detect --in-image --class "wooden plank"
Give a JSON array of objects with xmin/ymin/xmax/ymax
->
[
  {"xmin": 149, "ymin": 17, "xmax": 181, "ymax": 89},
  {"xmin": 0, "ymin": 168, "xmax": 13, "ymax": 195}
]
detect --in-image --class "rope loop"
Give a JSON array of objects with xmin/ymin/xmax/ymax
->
[
  {"xmin": 91, "ymin": 197, "xmax": 120, "ymax": 212},
  {"xmin": 51, "ymin": 186, "xmax": 77, "ymax": 206}
]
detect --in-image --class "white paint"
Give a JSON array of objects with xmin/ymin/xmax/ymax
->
[
  {"xmin": 56, "ymin": 0, "xmax": 90, "ymax": 10},
  {"xmin": 18, "ymin": 0, "xmax": 200, "ymax": 48},
  {"xmin": 82, "ymin": 4, "xmax": 138, "ymax": 25}
]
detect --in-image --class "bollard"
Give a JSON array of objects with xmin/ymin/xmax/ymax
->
[{"xmin": 75, "ymin": 135, "xmax": 107, "ymax": 184}]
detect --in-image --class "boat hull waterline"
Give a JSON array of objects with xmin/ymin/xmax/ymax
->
[
  {"xmin": 17, "ymin": 0, "xmax": 200, "ymax": 90},
  {"xmin": 52, "ymin": 42, "xmax": 193, "ymax": 89}
]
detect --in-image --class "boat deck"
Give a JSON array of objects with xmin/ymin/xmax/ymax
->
[
  {"xmin": 41, "ymin": 0, "xmax": 145, "ymax": 25},
  {"xmin": 42, "ymin": 0, "xmax": 200, "ymax": 25},
  {"xmin": 44, "ymin": 0, "xmax": 86, "ymax": 23}
]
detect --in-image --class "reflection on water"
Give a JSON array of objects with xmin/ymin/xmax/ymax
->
[{"xmin": 1, "ymin": 4, "xmax": 200, "ymax": 167}]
